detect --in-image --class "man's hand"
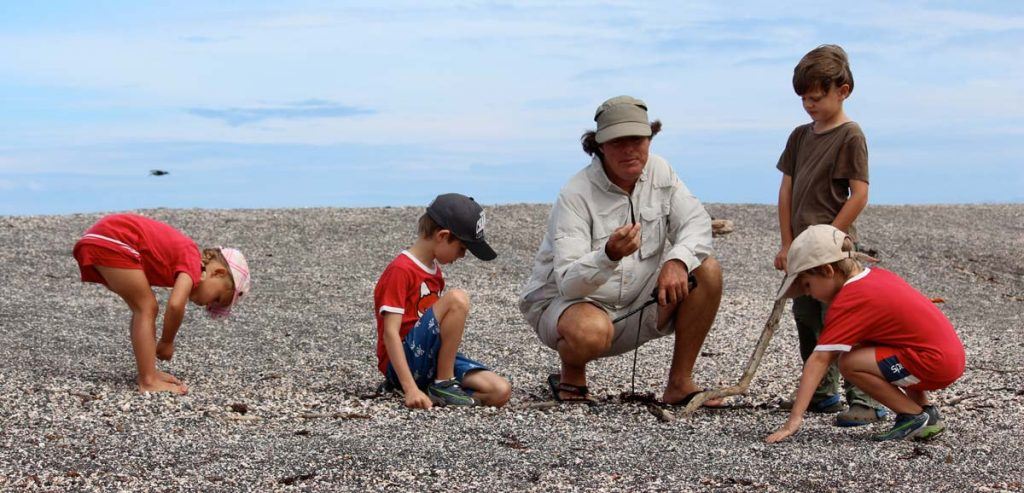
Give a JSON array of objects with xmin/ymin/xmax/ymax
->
[
  {"xmin": 156, "ymin": 341, "xmax": 175, "ymax": 361},
  {"xmin": 766, "ymin": 417, "xmax": 803, "ymax": 443},
  {"xmin": 774, "ymin": 245, "xmax": 789, "ymax": 272},
  {"xmin": 405, "ymin": 388, "xmax": 434, "ymax": 410},
  {"xmin": 656, "ymin": 259, "xmax": 690, "ymax": 306},
  {"xmin": 605, "ymin": 223, "xmax": 641, "ymax": 261}
]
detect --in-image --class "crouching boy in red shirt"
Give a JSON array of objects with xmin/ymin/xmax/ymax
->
[{"xmin": 767, "ymin": 225, "xmax": 965, "ymax": 443}]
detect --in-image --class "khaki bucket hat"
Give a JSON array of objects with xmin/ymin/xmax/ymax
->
[{"xmin": 594, "ymin": 95, "xmax": 652, "ymax": 144}]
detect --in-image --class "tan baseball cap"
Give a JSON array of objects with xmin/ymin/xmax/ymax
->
[
  {"xmin": 776, "ymin": 224, "xmax": 854, "ymax": 299},
  {"xmin": 594, "ymin": 95, "xmax": 652, "ymax": 144}
]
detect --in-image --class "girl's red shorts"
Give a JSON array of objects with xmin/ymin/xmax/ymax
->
[{"xmin": 73, "ymin": 243, "xmax": 142, "ymax": 285}]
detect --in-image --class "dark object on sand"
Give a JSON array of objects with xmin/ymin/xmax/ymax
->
[
  {"xmin": 150, "ymin": 169, "xmax": 170, "ymax": 176},
  {"xmin": 620, "ymin": 392, "xmax": 675, "ymax": 423}
]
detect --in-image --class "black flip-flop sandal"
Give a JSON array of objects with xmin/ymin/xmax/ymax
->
[
  {"xmin": 547, "ymin": 373, "xmax": 597, "ymax": 406},
  {"xmin": 664, "ymin": 389, "xmax": 731, "ymax": 409}
]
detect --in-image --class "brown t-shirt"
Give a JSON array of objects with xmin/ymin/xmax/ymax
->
[{"xmin": 776, "ymin": 121, "xmax": 869, "ymax": 240}]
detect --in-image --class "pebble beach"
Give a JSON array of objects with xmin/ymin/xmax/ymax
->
[{"xmin": 1, "ymin": 203, "xmax": 1022, "ymax": 491}]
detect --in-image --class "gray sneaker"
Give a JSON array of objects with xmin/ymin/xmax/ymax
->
[
  {"xmin": 835, "ymin": 403, "xmax": 888, "ymax": 427},
  {"xmin": 873, "ymin": 411, "xmax": 929, "ymax": 441},
  {"xmin": 914, "ymin": 405, "xmax": 945, "ymax": 440},
  {"xmin": 780, "ymin": 393, "xmax": 844, "ymax": 413},
  {"xmin": 428, "ymin": 379, "xmax": 477, "ymax": 407}
]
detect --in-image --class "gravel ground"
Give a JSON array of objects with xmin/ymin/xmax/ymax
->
[{"xmin": 1, "ymin": 204, "xmax": 1022, "ymax": 492}]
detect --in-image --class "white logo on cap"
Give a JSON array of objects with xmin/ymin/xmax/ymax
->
[{"xmin": 476, "ymin": 211, "xmax": 486, "ymax": 239}]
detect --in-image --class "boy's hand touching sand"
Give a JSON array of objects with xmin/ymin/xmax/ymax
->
[
  {"xmin": 766, "ymin": 417, "xmax": 802, "ymax": 443},
  {"xmin": 405, "ymin": 388, "xmax": 433, "ymax": 410}
]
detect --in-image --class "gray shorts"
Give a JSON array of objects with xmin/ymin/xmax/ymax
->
[{"xmin": 523, "ymin": 272, "xmax": 674, "ymax": 358}]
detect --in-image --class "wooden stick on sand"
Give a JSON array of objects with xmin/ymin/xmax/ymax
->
[{"xmin": 681, "ymin": 297, "xmax": 787, "ymax": 415}]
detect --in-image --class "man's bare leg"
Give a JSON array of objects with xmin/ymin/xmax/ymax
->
[
  {"xmin": 556, "ymin": 302, "xmax": 613, "ymax": 399},
  {"xmin": 660, "ymin": 257, "xmax": 723, "ymax": 404}
]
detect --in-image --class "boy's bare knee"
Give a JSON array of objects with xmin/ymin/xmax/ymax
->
[
  {"xmin": 444, "ymin": 289, "xmax": 470, "ymax": 312},
  {"xmin": 491, "ymin": 379, "xmax": 512, "ymax": 407}
]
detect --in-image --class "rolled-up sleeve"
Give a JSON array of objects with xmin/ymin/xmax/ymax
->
[
  {"xmin": 551, "ymin": 193, "xmax": 619, "ymax": 299},
  {"xmin": 662, "ymin": 181, "xmax": 713, "ymax": 273}
]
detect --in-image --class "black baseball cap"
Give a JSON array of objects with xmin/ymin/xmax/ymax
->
[{"xmin": 425, "ymin": 193, "xmax": 497, "ymax": 261}]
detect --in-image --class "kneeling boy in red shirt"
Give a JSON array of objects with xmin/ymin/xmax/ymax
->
[{"xmin": 767, "ymin": 225, "xmax": 965, "ymax": 443}]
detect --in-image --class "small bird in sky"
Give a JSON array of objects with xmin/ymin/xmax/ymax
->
[{"xmin": 150, "ymin": 169, "xmax": 169, "ymax": 176}]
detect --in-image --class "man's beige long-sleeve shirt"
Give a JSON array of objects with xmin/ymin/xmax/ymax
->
[{"xmin": 520, "ymin": 154, "xmax": 714, "ymax": 317}]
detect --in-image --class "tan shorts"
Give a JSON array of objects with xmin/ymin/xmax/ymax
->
[{"xmin": 524, "ymin": 273, "xmax": 675, "ymax": 358}]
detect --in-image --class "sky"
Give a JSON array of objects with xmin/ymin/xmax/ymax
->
[{"xmin": 1, "ymin": 1, "xmax": 1022, "ymax": 215}]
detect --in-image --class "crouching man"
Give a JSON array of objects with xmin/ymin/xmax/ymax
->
[{"xmin": 519, "ymin": 95, "xmax": 724, "ymax": 406}]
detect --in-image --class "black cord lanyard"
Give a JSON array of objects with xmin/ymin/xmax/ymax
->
[{"xmin": 626, "ymin": 194, "xmax": 644, "ymax": 396}]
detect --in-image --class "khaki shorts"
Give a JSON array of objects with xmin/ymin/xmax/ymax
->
[{"xmin": 523, "ymin": 272, "xmax": 675, "ymax": 358}]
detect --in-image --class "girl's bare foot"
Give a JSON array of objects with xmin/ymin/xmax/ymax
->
[
  {"xmin": 138, "ymin": 376, "xmax": 188, "ymax": 395},
  {"xmin": 156, "ymin": 370, "xmax": 183, "ymax": 385}
]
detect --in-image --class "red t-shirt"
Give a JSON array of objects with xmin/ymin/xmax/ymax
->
[
  {"xmin": 373, "ymin": 251, "xmax": 444, "ymax": 373},
  {"xmin": 76, "ymin": 213, "xmax": 202, "ymax": 289},
  {"xmin": 815, "ymin": 267, "xmax": 965, "ymax": 382}
]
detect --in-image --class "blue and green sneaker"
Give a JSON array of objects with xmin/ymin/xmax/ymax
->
[
  {"xmin": 914, "ymin": 405, "xmax": 945, "ymax": 440},
  {"xmin": 872, "ymin": 411, "xmax": 929, "ymax": 441},
  {"xmin": 428, "ymin": 379, "xmax": 477, "ymax": 407}
]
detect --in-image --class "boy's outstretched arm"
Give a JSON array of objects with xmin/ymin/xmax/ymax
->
[
  {"xmin": 831, "ymin": 179, "xmax": 868, "ymax": 233},
  {"xmin": 766, "ymin": 351, "xmax": 837, "ymax": 443},
  {"xmin": 157, "ymin": 273, "xmax": 192, "ymax": 361},
  {"xmin": 381, "ymin": 313, "xmax": 433, "ymax": 409},
  {"xmin": 775, "ymin": 174, "xmax": 794, "ymax": 271}
]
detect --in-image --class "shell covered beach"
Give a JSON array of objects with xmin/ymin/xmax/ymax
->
[{"xmin": 1, "ymin": 204, "xmax": 1022, "ymax": 491}]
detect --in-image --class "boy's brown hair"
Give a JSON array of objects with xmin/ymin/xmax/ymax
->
[
  {"xmin": 417, "ymin": 213, "xmax": 467, "ymax": 245},
  {"xmin": 793, "ymin": 44, "xmax": 854, "ymax": 96},
  {"xmin": 417, "ymin": 213, "xmax": 444, "ymax": 239},
  {"xmin": 806, "ymin": 236, "xmax": 860, "ymax": 278}
]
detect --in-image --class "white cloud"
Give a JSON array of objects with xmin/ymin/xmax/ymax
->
[{"xmin": 0, "ymin": 1, "xmax": 1021, "ymax": 204}]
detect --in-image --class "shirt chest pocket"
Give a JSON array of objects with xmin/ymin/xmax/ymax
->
[
  {"xmin": 638, "ymin": 204, "xmax": 666, "ymax": 260},
  {"xmin": 590, "ymin": 218, "xmax": 613, "ymax": 252}
]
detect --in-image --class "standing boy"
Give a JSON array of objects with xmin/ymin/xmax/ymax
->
[
  {"xmin": 774, "ymin": 44, "xmax": 886, "ymax": 426},
  {"xmin": 766, "ymin": 225, "xmax": 964, "ymax": 442},
  {"xmin": 374, "ymin": 193, "xmax": 511, "ymax": 409}
]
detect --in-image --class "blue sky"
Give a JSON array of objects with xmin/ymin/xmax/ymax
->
[{"xmin": 1, "ymin": 1, "xmax": 1022, "ymax": 215}]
